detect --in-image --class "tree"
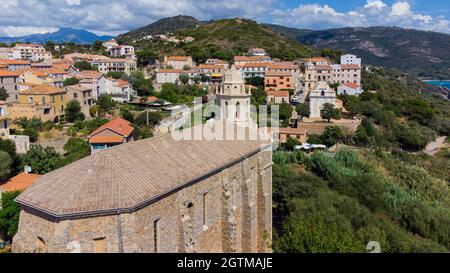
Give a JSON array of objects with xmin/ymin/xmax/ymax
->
[
  {"xmin": 23, "ymin": 127, "xmax": 39, "ymax": 142},
  {"xmin": 295, "ymin": 103, "xmax": 310, "ymax": 121},
  {"xmin": 179, "ymin": 74, "xmax": 190, "ymax": 85},
  {"xmin": 0, "ymin": 151, "xmax": 12, "ymax": 181},
  {"xmin": 283, "ymin": 137, "xmax": 301, "ymax": 151},
  {"xmin": 121, "ymin": 108, "xmax": 134, "ymax": 123},
  {"xmin": 321, "ymin": 126, "xmax": 343, "ymax": 147},
  {"xmin": 65, "ymin": 100, "xmax": 85, "ymax": 122},
  {"xmin": 129, "ymin": 71, "xmax": 154, "ymax": 97},
  {"xmin": 92, "ymin": 40, "xmax": 104, "ymax": 52},
  {"xmin": 63, "ymin": 77, "xmax": 79, "ymax": 87},
  {"xmin": 159, "ymin": 83, "xmax": 180, "ymax": 103},
  {"xmin": 135, "ymin": 111, "xmax": 162, "ymax": 127},
  {"xmin": 193, "ymin": 76, "xmax": 201, "ymax": 85},
  {"xmin": 106, "ymin": 71, "xmax": 126, "ymax": 79},
  {"xmin": 182, "ymin": 65, "xmax": 191, "ymax": 70},
  {"xmin": 0, "ymin": 139, "xmax": 19, "ymax": 174},
  {"xmin": 74, "ymin": 61, "xmax": 92, "ymax": 71},
  {"xmin": 136, "ymin": 49, "xmax": 157, "ymax": 67},
  {"xmin": 321, "ymin": 103, "xmax": 341, "ymax": 122},
  {"xmin": 278, "ymin": 103, "xmax": 293, "ymax": 127},
  {"xmin": 0, "ymin": 191, "xmax": 21, "ymax": 240},
  {"xmin": 63, "ymin": 138, "xmax": 90, "ymax": 163},
  {"xmin": 21, "ymin": 145, "xmax": 62, "ymax": 174},
  {"xmin": 97, "ymin": 95, "xmax": 116, "ymax": 111},
  {"xmin": 0, "ymin": 87, "xmax": 9, "ymax": 101},
  {"xmin": 245, "ymin": 77, "xmax": 264, "ymax": 87}
]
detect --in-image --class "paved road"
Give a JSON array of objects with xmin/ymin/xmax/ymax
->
[{"xmin": 423, "ymin": 136, "xmax": 447, "ymax": 156}]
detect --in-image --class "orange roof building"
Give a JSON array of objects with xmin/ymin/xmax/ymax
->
[
  {"xmin": 89, "ymin": 118, "xmax": 135, "ymax": 154},
  {"xmin": 0, "ymin": 173, "xmax": 41, "ymax": 192}
]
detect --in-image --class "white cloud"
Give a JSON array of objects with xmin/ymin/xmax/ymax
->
[
  {"xmin": 0, "ymin": 0, "xmax": 449, "ymax": 37},
  {"xmin": 275, "ymin": 0, "xmax": 450, "ymax": 34}
]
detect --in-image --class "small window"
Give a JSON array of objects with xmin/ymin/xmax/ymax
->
[
  {"xmin": 37, "ymin": 237, "xmax": 46, "ymax": 252},
  {"xmin": 153, "ymin": 219, "xmax": 160, "ymax": 253},
  {"xmin": 73, "ymin": 93, "xmax": 78, "ymax": 99},
  {"xmin": 93, "ymin": 237, "xmax": 106, "ymax": 253},
  {"xmin": 203, "ymin": 192, "xmax": 208, "ymax": 227}
]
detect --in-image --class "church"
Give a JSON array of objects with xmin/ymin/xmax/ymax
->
[{"xmin": 12, "ymin": 67, "xmax": 273, "ymax": 253}]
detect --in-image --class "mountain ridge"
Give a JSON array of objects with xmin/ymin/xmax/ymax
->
[
  {"xmin": 0, "ymin": 28, "xmax": 114, "ymax": 44},
  {"xmin": 264, "ymin": 24, "xmax": 450, "ymax": 79}
]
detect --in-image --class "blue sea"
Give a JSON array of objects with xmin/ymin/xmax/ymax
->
[{"xmin": 424, "ymin": 80, "xmax": 450, "ymax": 89}]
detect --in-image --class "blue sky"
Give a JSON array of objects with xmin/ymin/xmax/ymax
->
[{"xmin": 0, "ymin": 0, "xmax": 450, "ymax": 36}]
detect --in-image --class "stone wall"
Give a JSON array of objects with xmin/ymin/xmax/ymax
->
[{"xmin": 12, "ymin": 149, "xmax": 272, "ymax": 253}]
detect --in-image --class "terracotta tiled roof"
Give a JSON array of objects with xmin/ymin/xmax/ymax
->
[
  {"xmin": 0, "ymin": 173, "xmax": 41, "ymax": 192},
  {"xmin": 315, "ymin": 65, "xmax": 332, "ymax": 70},
  {"xmin": 89, "ymin": 135, "xmax": 124, "ymax": 144},
  {"xmin": 97, "ymin": 58, "xmax": 131, "ymax": 63},
  {"xmin": 147, "ymin": 96, "xmax": 158, "ymax": 102},
  {"xmin": 167, "ymin": 56, "xmax": 191, "ymax": 61},
  {"xmin": 196, "ymin": 64, "xmax": 223, "ymax": 69},
  {"xmin": 19, "ymin": 85, "xmax": 65, "ymax": 95},
  {"xmin": 158, "ymin": 69, "xmax": 191, "ymax": 73},
  {"xmin": 267, "ymin": 91, "xmax": 289, "ymax": 97},
  {"xmin": 234, "ymin": 56, "xmax": 268, "ymax": 62},
  {"xmin": 0, "ymin": 60, "xmax": 30, "ymax": 65},
  {"xmin": 342, "ymin": 82, "xmax": 360, "ymax": 89},
  {"xmin": 340, "ymin": 64, "xmax": 361, "ymax": 70},
  {"xmin": 0, "ymin": 71, "xmax": 20, "ymax": 77},
  {"xmin": 76, "ymin": 70, "xmax": 102, "ymax": 79},
  {"xmin": 16, "ymin": 123, "xmax": 270, "ymax": 217},
  {"xmin": 41, "ymin": 68, "xmax": 68, "ymax": 75},
  {"xmin": 267, "ymin": 62, "xmax": 298, "ymax": 70},
  {"xmin": 265, "ymin": 71, "xmax": 292, "ymax": 77},
  {"xmin": 90, "ymin": 117, "xmax": 134, "ymax": 138}
]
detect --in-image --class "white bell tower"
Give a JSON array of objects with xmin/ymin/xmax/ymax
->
[{"xmin": 215, "ymin": 66, "xmax": 252, "ymax": 126}]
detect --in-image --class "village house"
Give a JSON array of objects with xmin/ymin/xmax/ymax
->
[
  {"xmin": 165, "ymin": 56, "xmax": 194, "ymax": 70},
  {"xmin": 309, "ymin": 81, "xmax": 336, "ymax": 118},
  {"xmin": 264, "ymin": 71, "xmax": 294, "ymax": 92},
  {"xmin": 97, "ymin": 77, "xmax": 134, "ymax": 102},
  {"xmin": 268, "ymin": 127, "xmax": 308, "ymax": 144},
  {"xmin": 19, "ymin": 69, "xmax": 67, "ymax": 88},
  {"xmin": 63, "ymin": 53, "xmax": 110, "ymax": 64},
  {"xmin": 233, "ymin": 55, "xmax": 271, "ymax": 66},
  {"xmin": 155, "ymin": 69, "xmax": 196, "ymax": 85},
  {"xmin": 0, "ymin": 172, "xmax": 41, "ymax": 211},
  {"xmin": 109, "ymin": 45, "xmax": 135, "ymax": 59},
  {"xmin": 0, "ymin": 70, "xmax": 22, "ymax": 102},
  {"xmin": 31, "ymin": 51, "xmax": 53, "ymax": 62},
  {"xmin": 97, "ymin": 58, "xmax": 136, "ymax": 75},
  {"xmin": 103, "ymin": 39, "xmax": 119, "ymax": 50},
  {"xmin": 266, "ymin": 90, "xmax": 290, "ymax": 105},
  {"xmin": 0, "ymin": 101, "xmax": 10, "ymax": 138},
  {"xmin": 236, "ymin": 62, "xmax": 270, "ymax": 79},
  {"xmin": 8, "ymin": 85, "xmax": 67, "ymax": 122},
  {"xmin": 248, "ymin": 48, "xmax": 267, "ymax": 56},
  {"xmin": 337, "ymin": 82, "xmax": 363, "ymax": 96},
  {"xmin": 65, "ymin": 84, "xmax": 95, "ymax": 117},
  {"xmin": 341, "ymin": 54, "xmax": 362, "ymax": 65},
  {"xmin": 88, "ymin": 117, "xmax": 135, "ymax": 154},
  {"xmin": 304, "ymin": 54, "xmax": 362, "ymax": 93},
  {"xmin": 12, "ymin": 44, "xmax": 46, "ymax": 61},
  {"xmin": 0, "ymin": 48, "xmax": 14, "ymax": 60},
  {"xmin": 205, "ymin": 59, "xmax": 229, "ymax": 69},
  {"xmin": 74, "ymin": 70, "xmax": 103, "ymax": 96},
  {"xmin": 0, "ymin": 60, "xmax": 31, "ymax": 72}
]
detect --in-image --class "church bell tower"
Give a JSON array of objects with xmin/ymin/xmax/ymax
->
[{"xmin": 215, "ymin": 66, "xmax": 252, "ymax": 126}]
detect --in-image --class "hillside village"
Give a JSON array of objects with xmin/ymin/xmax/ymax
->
[{"xmin": 0, "ymin": 17, "xmax": 448, "ymax": 254}]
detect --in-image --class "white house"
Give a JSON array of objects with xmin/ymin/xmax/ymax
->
[
  {"xmin": 340, "ymin": 54, "xmax": 362, "ymax": 65},
  {"xmin": 337, "ymin": 82, "xmax": 363, "ymax": 96},
  {"xmin": 97, "ymin": 77, "xmax": 135, "ymax": 103},
  {"xmin": 109, "ymin": 45, "xmax": 135, "ymax": 59},
  {"xmin": 309, "ymin": 81, "xmax": 336, "ymax": 118},
  {"xmin": 156, "ymin": 69, "xmax": 196, "ymax": 85}
]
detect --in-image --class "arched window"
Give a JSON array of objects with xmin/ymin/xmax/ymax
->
[
  {"xmin": 321, "ymin": 90, "xmax": 325, "ymax": 96},
  {"xmin": 225, "ymin": 101, "xmax": 229, "ymax": 119},
  {"xmin": 236, "ymin": 102, "xmax": 241, "ymax": 119}
]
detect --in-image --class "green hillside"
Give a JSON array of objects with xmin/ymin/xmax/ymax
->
[{"xmin": 129, "ymin": 18, "xmax": 313, "ymax": 62}]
